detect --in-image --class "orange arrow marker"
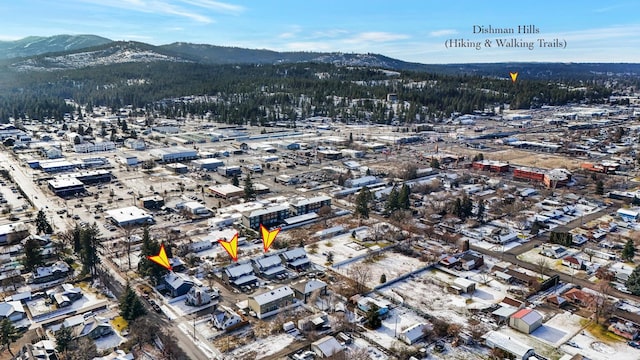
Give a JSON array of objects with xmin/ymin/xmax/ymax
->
[
  {"xmin": 509, "ymin": 72, "xmax": 518, "ymax": 83},
  {"xmin": 147, "ymin": 243, "xmax": 172, "ymax": 271},
  {"xmin": 218, "ymin": 233, "xmax": 239, "ymax": 262},
  {"xmin": 260, "ymin": 224, "xmax": 281, "ymax": 253}
]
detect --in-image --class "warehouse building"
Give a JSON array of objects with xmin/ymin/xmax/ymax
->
[
  {"xmin": 208, "ymin": 184, "xmax": 244, "ymax": 199},
  {"xmin": 48, "ymin": 178, "xmax": 85, "ymax": 197},
  {"xmin": 192, "ymin": 158, "xmax": 224, "ymax": 171},
  {"xmin": 105, "ymin": 206, "xmax": 154, "ymax": 227},
  {"xmin": 149, "ymin": 146, "xmax": 198, "ymax": 163}
]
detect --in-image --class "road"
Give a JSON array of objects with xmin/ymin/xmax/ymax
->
[
  {"xmin": 0, "ymin": 151, "xmax": 71, "ymax": 233},
  {"xmin": 98, "ymin": 260, "xmax": 214, "ymax": 360}
]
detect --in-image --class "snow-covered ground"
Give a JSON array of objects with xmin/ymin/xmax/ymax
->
[
  {"xmin": 306, "ymin": 234, "xmax": 372, "ymax": 266},
  {"xmin": 380, "ymin": 268, "xmax": 508, "ymax": 325},
  {"xmin": 559, "ymin": 328, "xmax": 640, "ymax": 360},
  {"xmin": 363, "ymin": 307, "xmax": 429, "ymax": 349},
  {"xmin": 333, "ymin": 251, "xmax": 427, "ymax": 288},
  {"xmin": 228, "ymin": 332, "xmax": 297, "ymax": 359},
  {"xmin": 94, "ymin": 332, "xmax": 125, "ymax": 351},
  {"xmin": 165, "ymin": 294, "xmax": 218, "ymax": 317}
]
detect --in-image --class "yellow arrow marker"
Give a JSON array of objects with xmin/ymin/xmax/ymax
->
[
  {"xmin": 260, "ymin": 224, "xmax": 281, "ymax": 253},
  {"xmin": 218, "ymin": 233, "xmax": 239, "ymax": 262},
  {"xmin": 510, "ymin": 72, "xmax": 518, "ymax": 83},
  {"xmin": 147, "ymin": 243, "xmax": 172, "ymax": 271}
]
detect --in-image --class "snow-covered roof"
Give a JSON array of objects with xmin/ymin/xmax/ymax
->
[
  {"xmin": 164, "ymin": 272, "xmax": 194, "ymax": 290},
  {"xmin": 292, "ymin": 279, "xmax": 327, "ymax": 295},
  {"xmin": 250, "ymin": 286, "xmax": 293, "ymax": 306},
  {"xmin": 312, "ymin": 335, "xmax": 343, "ymax": 357},
  {"xmin": 401, "ymin": 323, "xmax": 426, "ymax": 342},
  {"xmin": 484, "ymin": 331, "xmax": 534, "ymax": 359},
  {"xmin": 281, "ymin": 247, "xmax": 307, "ymax": 261},
  {"xmin": 225, "ymin": 263, "xmax": 254, "ymax": 278},
  {"xmin": 0, "ymin": 301, "xmax": 24, "ymax": 318},
  {"xmin": 254, "ymin": 254, "xmax": 282, "ymax": 270}
]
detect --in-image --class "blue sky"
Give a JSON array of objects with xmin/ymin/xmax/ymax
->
[{"xmin": 2, "ymin": 0, "xmax": 639, "ymax": 63}]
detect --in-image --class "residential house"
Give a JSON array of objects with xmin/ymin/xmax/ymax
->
[
  {"xmin": 185, "ymin": 285, "xmax": 213, "ymax": 307},
  {"xmin": 460, "ymin": 251, "xmax": 484, "ymax": 270},
  {"xmin": 93, "ymin": 350, "xmax": 135, "ymax": 360},
  {"xmin": 298, "ymin": 312, "xmax": 330, "ymax": 331},
  {"xmin": 509, "ymin": 308, "xmax": 543, "ymax": 334},
  {"xmin": 212, "ymin": 305, "xmax": 245, "ymax": 331},
  {"xmin": 546, "ymin": 294, "xmax": 567, "ymax": 308},
  {"xmin": 29, "ymin": 261, "xmax": 71, "ymax": 284},
  {"xmin": 163, "ymin": 272, "xmax": 194, "ymax": 297},
  {"xmin": 280, "ymin": 248, "xmax": 311, "ymax": 271},
  {"xmin": 247, "ymin": 286, "xmax": 296, "ymax": 319},
  {"xmin": 541, "ymin": 245, "xmax": 568, "ymax": 259},
  {"xmin": 0, "ymin": 301, "xmax": 25, "ymax": 322},
  {"xmin": 399, "ymin": 323, "xmax": 428, "ymax": 345},
  {"xmin": 356, "ymin": 297, "xmax": 389, "ymax": 317},
  {"xmin": 439, "ymin": 255, "xmax": 459, "ymax": 268},
  {"xmin": 48, "ymin": 283, "xmax": 83, "ymax": 308},
  {"xmin": 14, "ymin": 339, "xmax": 56, "ymax": 360},
  {"xmin": 62, "ymin": 314, "xmax": 114, "ymax": 339},
  {"xmin": 563, "ymin": 288, "xmax": 594, "ymax": 309},
  {"xmin": 291, "ymin": 279, "xmax": 328, "ymax": 303},
  {"xmin": 483, "ymin": 331, "xmax": 536, "ymax": 360},
  {"xmin": 252, "ymin": 254, "xmax": 287, "ymax": 279},
  {"xmin": 222, "ymin": 263, "xmax": 258, "ymax": 288},
  {"xmin": 311, "ymin": 335, "xmax": 344, "ymax": 358},
  {"xmin": 562, "ymin": 255, "xmax": 585, "ymax": 270}
]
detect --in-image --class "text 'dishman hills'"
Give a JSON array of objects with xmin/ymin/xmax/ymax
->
[{"xmin": 444, "ymin": 25, "xmax": 567, "ymax": 51}]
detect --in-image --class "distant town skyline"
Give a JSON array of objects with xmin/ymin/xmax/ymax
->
[{"xmin": 2, "ymin": 0, "xmax": 639, "ymax": 63}]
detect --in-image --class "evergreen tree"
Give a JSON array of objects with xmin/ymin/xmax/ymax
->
[
  {"xmin": 595, "ymin": 180, "xmax": 604, "ymax": 195},
  {"xmin": 385, "ymin": 186, "xmax": 399, "ymax": 214},
  {"xmin": 461, "ymin": 196, "xmax": 473, "ymax": 219},
  {"xmin": 0, "ymin": 318, "xmax": 18, "ymax": 357},
  {"xmin": 476, "ymin": 198, "xmax": 485, "ymax": 222},
  {"xmin": 626, "ymin": 266, "xmax": 640, "ymax": 296},
  {"xmin": 398, "ymin": 184, "xmax": 411, "ymax": 210},
  {"xmin": 80, "ymin": 224, "xmax": 101, "ymax": 276},
  {"xmin": 138, "ymin": 226, "xmax": 167, "ymax": 284},
  {"xmin": 72, "ymin": 224, "xmax": 82, "ymax": 254},
  {"xmin": 365, "ymin": 303, "xmax": 382, "ymax": 329},
  {"xmin": 55, "ymin": 325, "xmax": 73, "ymax": 354},
  {"xmin": 355, "ymin": 187, "xmax": 372, "ymax": 219},
  {"xmin": 120, "ymin": 283, "xmax": 146, "ymax": 321},
  {"xmin": 452, "ymin": 198, "xmax": 463, "ymax": 218},
  {"xmin": 622, "ymin": 239, "xmax": 636, "ymax": 262},
  {"xmin": 232, "ymin": 173, "xmax": 239, "ymax": 187},
  {"xmin": 430, "ymin": 157, "xmax": 440, "ymax": 169},
  {"xmin": 35, "ymin": 209, "xmax": 53, "ymax": 234},
  {"xmin": 23, "ymin": 237, "xmax": 44, "ymax": 272},
  {"xmin": 244, "ymin": 173, "xmax": 255, "ymax": 201}
]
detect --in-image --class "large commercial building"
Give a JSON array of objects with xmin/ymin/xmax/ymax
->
[
  {"xmin": 242, "ymin": 205, "xmax": 290, "ymax": 230},
  {"xmin": 105, "ymin": 206, "xmax": 154, "ymax": 227},
  {"xmin": 513, "ymin": 166, "xmax": 571, "ymax": 188},
  {"xmin": 192, "ymin": 158, "xmax": 224, "ymax": 171},
  {"xmin": 290, "ymin": 196, "xmax": 331, "ymax": 216},
  {"xmin": 149, "ymin": 146, "xmax": 198, "ymax": 163},
  {"xmin": 48, "ymin": 178, "xmax": 85, "ymax": 197}
]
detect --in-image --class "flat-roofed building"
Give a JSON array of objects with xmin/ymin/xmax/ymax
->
[
  {"xmin": 105, "ymin": 206, "xmax": 154, "ymax": 227},
  {"xmin": 48, "ymin": 177, "xmax": 85, "ymax": 197},
  {"xmin": 208, "ymin": 184, "xmax": 244, "ymax": 199},
  {"xmin": 243, "ymin": 205, "xmax": 289, "ymax": 230},
  {"xmin": 290, "ymin": 196, "xmax": 331, "ymax": 216},
  {"xmin": 247, "ymin": 286, "xmax": 295, "ymax": 319},
  {"xmin": 150, "ymin": 146, "xmax": 198, "ymax": 162}
]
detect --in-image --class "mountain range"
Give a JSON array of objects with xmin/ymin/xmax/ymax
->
[{"xmin": 1, "ymin": 34, "xmax": 640, "ymax": 79}]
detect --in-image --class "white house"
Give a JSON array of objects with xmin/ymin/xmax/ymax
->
[
  {"xmin": 399, "ymin": 323, "xmax": 428, "ymax": 345},
  {"xmin": 0, "ymin": 301, "xmax": 25, "ymax": 322},
  {"xmin": 311, "ymin": 336, "xmax": 343, "ymax": 358},
  {"xmin": 212, "ymin": 305, "xmax": 243, "ymax": 330}
]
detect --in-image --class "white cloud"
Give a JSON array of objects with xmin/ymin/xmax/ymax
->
[
  {"xmin": 344, "ymin": 31, "xmax": 410, "ymax": 43},
  {"xmin": 312, "ymin": 29, "xmax": 348, "ymax": 38},
  {"xmin": 0, "ymin": 35, "xmax": 23, "ymax": 41},
  {"xmin": 178, "ymin": 0, "xmax": 245, "ymax": 14},
  {"xmin": 77, "ymin": 0, "xmax": 214, "ymax": 23},
  {"xmin": 429, "ymin": 29, "xmax": 458, "ymax": 37}
]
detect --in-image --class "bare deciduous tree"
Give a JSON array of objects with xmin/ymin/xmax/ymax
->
[{"xmin": 348, "ymin": 263, "xmax": 372, "ymax": 294}]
